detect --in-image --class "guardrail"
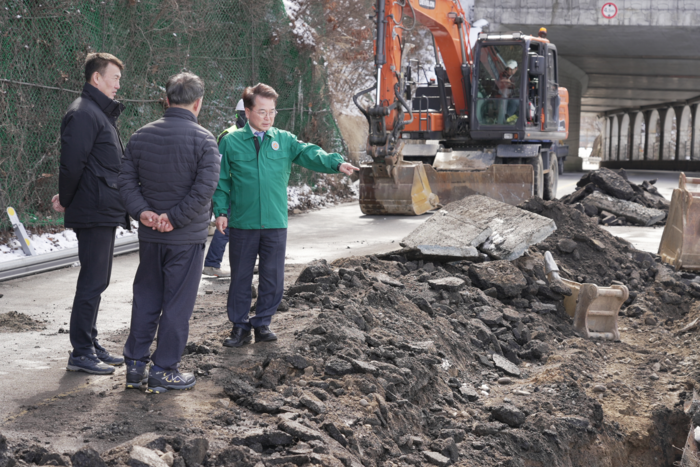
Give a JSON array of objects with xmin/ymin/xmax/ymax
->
[{"xmin": 0, "ymin": 236, "xmax": 139, "ymax": 282}]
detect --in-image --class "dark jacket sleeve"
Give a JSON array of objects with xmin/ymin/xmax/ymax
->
[
  {"xmin": 58, "ymin": 111, "xmax": 98, "ymax": 208},
  {"xmin": 118, "ymin": 138, "xmax": 152, "ymax": 221},
  {"xmin": 166, "ymin": 134, "xmax": 221, "ymax": 229}
]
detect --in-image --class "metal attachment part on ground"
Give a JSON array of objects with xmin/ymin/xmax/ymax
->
[
  {"xmin": 5, "ymin": 207, "xmax": 36, "ymax": 256},
  {"xmin": 658, "ymin": 173, "xmax": 700, "ymax": 271},
  {"xmin": 544, "ymin": 251, "xmax": 627, "ymax": 341}
]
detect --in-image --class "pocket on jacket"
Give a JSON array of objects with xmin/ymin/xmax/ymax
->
[
  {"xmin": 232, "ymin": 151, "xmax": 257, "ymax": 162},
  {"xmin": 97, "ymin": 176, "xmax": 124, "ymax": 213}
]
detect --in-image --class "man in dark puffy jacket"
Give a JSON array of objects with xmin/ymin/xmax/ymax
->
[
  {"xmin": 53, "ymin": 52, "xmax": 128, "ymax": 375},
  {"xmin": 118, "ymin": 72, "xmax": 220, "ymax": 393}
]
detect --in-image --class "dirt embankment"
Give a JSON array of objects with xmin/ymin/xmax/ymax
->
[{"xmin": 1, "ymin": 200, "xmax": 700, "ymax": 467}]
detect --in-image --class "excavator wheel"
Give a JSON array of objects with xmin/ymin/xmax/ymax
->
[
  {"xmin": 543, "ymin": 154, "xmax": 558, "ymax": 200},
  {"xmin": 529, "ymin": 154, "xmax": 544, "ymax": 199}
]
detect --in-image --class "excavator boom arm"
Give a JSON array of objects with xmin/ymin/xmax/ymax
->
[{"xmin": 358, "ymin": 0, "xmax": 472, "ymax": 159}]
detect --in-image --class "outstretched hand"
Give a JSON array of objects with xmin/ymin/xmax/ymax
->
[{"xmin": 338, "ymin": 162, "xmax": 360, "ymax": 176}]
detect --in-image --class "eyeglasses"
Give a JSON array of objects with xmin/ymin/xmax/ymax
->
[{"xmin": 254, "ymin": 109, "xmax": 277, "ymax": 118}]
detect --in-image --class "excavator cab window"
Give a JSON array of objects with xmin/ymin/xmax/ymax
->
[{"xmin": 475, "ymin": 44, "xmax": 523, "ymax": 126}]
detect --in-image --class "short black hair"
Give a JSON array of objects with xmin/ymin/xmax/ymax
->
[
  {"xmin": 84, "ymin": 53, "xmax": 123, "ymax": 82},
  {"xmin": 242, "ymin": 83, "xmax": 278, "ymax": 109},
  {"xmin": 166, "ymin": 72, "xmax": 205, "ymax": 106}
]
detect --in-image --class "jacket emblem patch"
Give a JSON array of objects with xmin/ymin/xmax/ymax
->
[{"xmin": 271, "ymin": 141, "xmax": 280, "ymax": 151}]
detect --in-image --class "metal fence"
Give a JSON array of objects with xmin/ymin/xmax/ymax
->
[{"xmin": 0, "ymin": 0, "xmax": 345, "ymax": 231}]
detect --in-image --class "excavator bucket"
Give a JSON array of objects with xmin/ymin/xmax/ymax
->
[
  {"xmin": 359, "ymin": 162, "xmax": 439, "ymax": 215},
  {"xmin": 359, "ymin": 161, "xmax": 534, "ymax": 215},
  {"xmin": 658, "ymin": 173, "xmax": 700, "ymax": 270},
  {"xmin": 545, "ymin": 251, "xmax": 628, "ymax": 341}
]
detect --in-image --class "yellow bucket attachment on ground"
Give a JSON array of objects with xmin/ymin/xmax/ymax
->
[
  {"xmin": 359, "ymin": 162, "xmax": 439, "ymax": 215},
  {"xmin": 659, "ymin": 173, "xmax": 700, "ymax": 270},
  {"xmin": 358, "ymin": 162, "xmax": 534, "ymax": 215},
  {"xmin": 545, "ymin": 251, "xmax": 628, "ymax": 341}
]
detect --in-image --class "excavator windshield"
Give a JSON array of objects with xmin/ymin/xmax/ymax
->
[{"xmin": 475, "ymin": 44, "xmax": 524, "ymax": 126}]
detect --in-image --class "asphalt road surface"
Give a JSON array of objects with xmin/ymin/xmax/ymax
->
[{"xmin": 0, "ymin": 169, "xmax": 690, "ymax": 425}]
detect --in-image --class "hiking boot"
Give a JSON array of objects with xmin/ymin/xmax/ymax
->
[
  {"xmin": 66, "ymin": 352, "xmax": 115, "ymax": 375},
  {"xmin": 125, "ymin": 359, "xmax": 149, "ymax": 389},
  {"xmin": 146, "ymin": 365, "xmax": 196, "ymax": 394},
  {"xmin": 202, "ymin": 266, "xmax": 231, "ymax": 277},
  {"xmin": 223, "ymin": 327, "xmax": 252, "ymax": 348},
  {"xmin": 254, "ymin": 325, "xmax": 278, "ymax": 343},
  {"xmin": 95, "ymin": 344, "xmax": 125, "ymax": 366}
]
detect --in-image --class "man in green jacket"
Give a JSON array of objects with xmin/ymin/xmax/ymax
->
[{"xmin": 213, "ymin": 83, "xmax": 358, "ymax": 347}]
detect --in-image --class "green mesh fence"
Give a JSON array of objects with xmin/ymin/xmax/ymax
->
[{"xmin": 0, "ymin": 0, "xmax": 345, "ymax": 231}]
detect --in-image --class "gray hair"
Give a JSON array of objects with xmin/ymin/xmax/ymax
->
[{"xmin": 166, "ymin": 72, "xmax": 205, "ymax": 105}]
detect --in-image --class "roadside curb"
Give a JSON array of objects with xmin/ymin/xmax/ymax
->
[{"xmin": 0, "ymin": 235, "xmax": 139, "ymax": 282}]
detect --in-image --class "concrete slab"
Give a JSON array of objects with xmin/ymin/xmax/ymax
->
[
  {"xmin": 402, "ymin": 205, "xmax": 492, "ymax": 252},
  {"xmin": 402, "ymin": 195, "xmax": 556, "ymax": 261},
  {"xmin": 584, "ymin": 191, "xmax": 666, "ymax": 226}
]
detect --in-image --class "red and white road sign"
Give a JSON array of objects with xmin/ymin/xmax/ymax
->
[{"xmin": 601, "ymin": 2, "xmax": 618, "ymax": 19}]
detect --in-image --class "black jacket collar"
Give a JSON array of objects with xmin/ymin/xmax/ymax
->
[
  {"xmin": 82, "ymin": 83, "xmax": 125, "ymax": 118},
  {"xmin": 164, "ymin": 107, "xmax": 198, "ymax": 123}
]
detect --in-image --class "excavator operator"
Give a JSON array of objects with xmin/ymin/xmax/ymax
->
[{"xmin": 497, "ymin": 60, "xmax": 520, "ymax": 123}]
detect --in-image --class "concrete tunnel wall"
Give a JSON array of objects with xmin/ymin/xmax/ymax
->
[{"xmin": 473, "ymin": 0, "xmax": 700, "ymax": 171}]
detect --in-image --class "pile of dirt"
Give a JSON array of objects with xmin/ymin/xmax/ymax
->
[
  {"xmin": 0, "ymin": 311, "xmax": 46, "ymax": 332},
  {"xmin": 559, "ymin": 168, "xmax": 669, "ymax": 226},
  {"xmin": 2, "ymin": 199, "xmax": 700, "ymax": 467},
  {"xmin": 521, "ymin": 198, "xmax": 699, "ymax": 324}
]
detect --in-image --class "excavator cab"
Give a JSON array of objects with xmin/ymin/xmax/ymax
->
[{"xmin": 470, "ymin": 33, "xmax": 567, "ymax": 143}]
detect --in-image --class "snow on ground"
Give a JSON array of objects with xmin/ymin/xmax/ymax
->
[
  {"xmin": 287, "ymin": 178, "xmax": 359, "ymax": 211},
  {"xmin": 1, "ymin": 183, "xmax": 359, "ymax": 263},
  {"xmin": 0, "ymin": 221, "xmax": 138, "ymax": 264},
  {"xmin": 283, "ymin": 0, "xmax": 316, "ymax": 47}
]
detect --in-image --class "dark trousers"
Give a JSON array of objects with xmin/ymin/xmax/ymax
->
[
  {"xmin": 227, "ymin": 228, "xmax": 286, "ymax": 331},
  {"xmin": 204, "ymin": 208, "xmax": 230, "ymax": 268},
  {"xmin": 70, "ymin": 226, "xmax": 116, "ymax": 357},
  {"xmin": 123, "ymin": 241, "xmax": 204, "ymax": 370},
  {"xmin": 204, "ymin": 226, "xmax": 229, "ymax": 268}
]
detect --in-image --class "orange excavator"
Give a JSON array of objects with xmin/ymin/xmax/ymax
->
[{"xmin": 354, "ymin": 0, "xmax": 570, "ymax": 215}]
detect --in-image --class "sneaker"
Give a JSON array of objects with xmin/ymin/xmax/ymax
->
[
  {"xmin": 66, "ymin": 352, "xmax": 115, "ymax": 375},
  {"xmin": 202, "ymin": 266, "xmax": 231, "ymax": 277},
  {"xmin": 125, "ymin": 359, "xmax": 149, "ymax": 389},
  {"xmin": 146, "ymin": 365, "xmax": 196, "ymax": 394},
  {"xmin": 95, "ymin": 344, "xmax": 125, "ymax": 366},
  {"xmin": 254, "ymin": 325, "xmax": 278, "ymax": 343},
  {"xmin": 223, "ymin": 326, "xmax": 252, "ymax": 348}
]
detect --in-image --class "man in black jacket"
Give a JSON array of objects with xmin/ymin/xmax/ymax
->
[
  {"xmin": 53, "ymin": 52, "xmax": 128, "ymax": 375},
  {"xmin": 118, "ymin": 72, "xmax": 220, "ymax": 393}
]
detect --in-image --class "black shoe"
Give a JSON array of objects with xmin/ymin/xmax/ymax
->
[
  {"xmin": 125, "ymin": 359, "xmax": 149, "ymax": 389},
  {"xmin": 146, "ymin": 366, "xmax": 196, "ymax": 394},
  {"xmin": 66, "ymin": 352, "xmax": 115, "ymax": 375},
  {"xmin": 223, "ymin": 327, "xmax": 252, "ymax": 348},
  {"xmin": 254, "ymin": 325, "xmax": 278, "ymax": 343},
  {"xmin": 95, "ymin": 344, "xmax": 125, "ymax": 366}
]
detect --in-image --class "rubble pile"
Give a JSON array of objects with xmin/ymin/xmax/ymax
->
[
  {"xmin": 3, "ymin": 200, "xmax": 700, "ymax": 467},
  {"xmin": 559, "ymin": 168, "xmax": 669, "ymax": 226}
]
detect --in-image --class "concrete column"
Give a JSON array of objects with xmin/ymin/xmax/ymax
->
[
  {"xmin": 631, "ymin": 112, "xmax": 644, "ymax": 160},
  {"xmin": 661, "ymin": 108, "xmax": 677, "ymax": 161},
  {"xmin": 610, "ymin": 115, "xmax": 619, "ymax": 161},
  {"xmin": 647, "ymin": 110, "xmax": 661, "ymax": 160},
  {"xmin": 642, "ymin": 110, "xmax": 652, "ymax": 161},
  {"xmin": 619, "ymin": 113, "xmax": 630, "ymax": 161},
  {"xmin": 693, "ymin": 104, "xmax": 700, "ymax": 161},
  {"xmin": 603, "ymin": 117, "xmax": 611, "ymax": 161},
  {"xmin": 678, "ymin": 105, "xmax": 692, "ymax": 161}
]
